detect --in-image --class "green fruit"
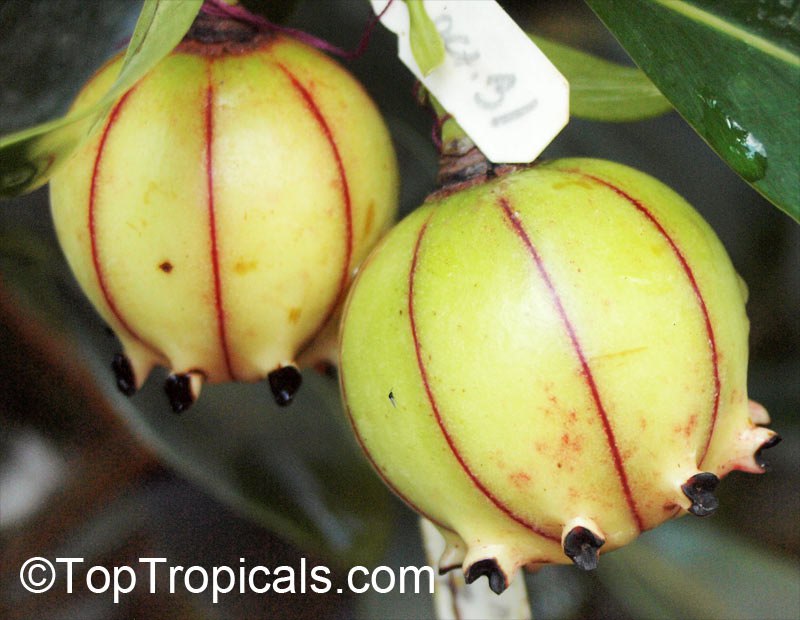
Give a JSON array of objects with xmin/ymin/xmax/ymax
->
[
  {"xmin": 49, "ymin": 23, "xmax": 398, "ymax": 411},
  {"xmin": 340, "ymin": 158, "xmax": 778, "ymax": 592}
]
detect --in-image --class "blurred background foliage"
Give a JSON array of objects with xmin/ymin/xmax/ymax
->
[{"xmin": 0, "ymin": 1, "xmax": 798, "ymax": 619}]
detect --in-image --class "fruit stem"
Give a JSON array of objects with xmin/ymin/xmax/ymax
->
[
  {"xmin": 200, "ymin": 0, "xmax": 392, "ymax": 59},
  {"xmin": 419, "ymin": 89, "xmax": 470, "ymax": 151},
  {"xmin": 418, "ymin": 88, "xmax": 527, "ymax": 196},
  {"xmin": 186, "ymin": 9, "xmax": 260, "ymax": 44},
  {"xmin": 432, "ymin": 137, "xmax": 527, "ymax": 198}
]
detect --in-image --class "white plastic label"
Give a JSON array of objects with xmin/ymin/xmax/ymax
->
[{"xmin": 372, "ymin": 0, "xmax": 569, "ymax": 164}]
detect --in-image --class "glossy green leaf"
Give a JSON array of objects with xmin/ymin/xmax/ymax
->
[
  {"xmin": 0, "ymin": 0, "xmax": 202, "ymax": 199},
  {"xmin": 405, "ymin": 0, "xmax": 445, "ymax": 76},
  {"xmin": 586, "ymin": 0, "xmax": 800, "ymax": 221},
  {"xmin": 529, "ymin": 35, "xmax": 672, "ymax": 122}
]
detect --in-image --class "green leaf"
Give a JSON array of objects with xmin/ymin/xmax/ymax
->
[
  {"xmin": 586, "ymin": 0, "xmax": 800, "ymax": 221},
  {"xmin": 529, "ymin": 35, "xmax": 672, "ymax": 122},
  {"xmin": 117, "ymin": 372, "xmax": 394, "ymax": 569},
  {"xmin": 405, "ymin": 0, "xmax": 445, "ymax": 76},
  {"xmin": 0, "ymin": 0, "xmax": 202, "ymax": 199},
  {"xmin": 0, "ymin": 209, "xmax": 393, "ymax": 568},
  {"xmin": 599, "ymin": 518, "xmax": 800, "ymax": 620}
]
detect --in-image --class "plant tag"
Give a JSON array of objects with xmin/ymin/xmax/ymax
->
[{"xmin": 372, "ymin": 0, "xmax": 569, "ymax": 163}]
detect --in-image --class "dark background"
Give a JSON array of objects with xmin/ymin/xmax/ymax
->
[{"xmin": 1, "ymin": 1, "xmax": 797, "ymax": 618}]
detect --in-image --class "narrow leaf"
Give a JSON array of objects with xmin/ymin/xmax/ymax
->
[
  {"xmin": 405, "ymin": 0, "xmax": 445, "ymax": 76},
  {"xmin": 529, "ymin": 35, "xmax": 672, "ymax": 122},
  {"xmin": 600, "ymin": 519, "xmax": 800, "ymax": 620},
  {"xmin": 0, "ymin": 215, "xmax": 393, "ymax": 567},
  {"xmin": 0, "ymin": 0, "xmax": 202, "ymax": 199},
  {"xmin": 586, "ymin": 0, "xmax": 800, "ymax": 221}
]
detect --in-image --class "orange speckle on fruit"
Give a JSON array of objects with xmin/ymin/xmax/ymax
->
[
  {"xmin": 364, "ymin": 200, "xmax": 376, "ymax": 237},
  {"xmin": 234, "ymin": 259, "xmax": 258, "ymax": 275},
  {"xmin": 685, "ymin": 413, "xmax": 698, "ymax": 438},
  {"xmin": 552, "ymin": 179, "xmax": 593, "ymax": 191},
  {"xmin": 509, "ymin": 471, "xmax": 531, "ymax": 488}
]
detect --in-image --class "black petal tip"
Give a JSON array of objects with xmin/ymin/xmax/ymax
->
[
  {"xmin": 564, "ymin": 526, "xmax": 605, "ymax": 571},
  {"xmin": 165, "ymin": 374, "xmax": 195, "ymax": 414},
  {"xmin": 111, "ymin": 354, "xmax": 136, "ymax": 397},
  {"xmin": 268, "ymin": 366, "xmax": 303, "ymax": 406},
  {"xmin": 681, "ymin": 472, "xmax": 720, "ymax": 516},
  {"xmin": 464, "ymin": 558, "xmax": 507, "ymax": 595},
  {"xmin": 754, "ymin": 434, "xmax": 782, "ymax": 471},
  {"xmin": 438, "ymin": 563, "xmax": 459, "ymax": 576}
]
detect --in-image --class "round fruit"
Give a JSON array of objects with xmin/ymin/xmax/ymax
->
[
  {"xmin": 339, "ymin": 157, "xmax": 778, "ymax": 592},
  {"xmin": 50, "ymin": 15, "xmax": 398, "ymax": 411}
]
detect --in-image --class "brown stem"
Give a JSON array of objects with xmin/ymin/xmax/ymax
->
[
  {"xmin": 185, "ymin": 10, "xmax": 259, "ymax": 44},
  {"xmin": 432, "ymin": 138, "xmax": 529, "ymax": 200},
  {"xmin": 178, "ymin": 8, "xmax": 276, "ymax": 58}
]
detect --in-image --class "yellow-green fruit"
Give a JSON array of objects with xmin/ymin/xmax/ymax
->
[
  {"xmin": 340, "ymin": 158, "xmax": 778, "ymax": 592},
  {"xmin": 49, "ymin": 28, "xmax": 398, "ymax": 411}
]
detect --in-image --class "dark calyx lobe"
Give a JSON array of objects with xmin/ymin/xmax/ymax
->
[
  {"xmin": 681, "ymin": 472, "xmax": 720, "ymax": 517},
  {"xmin": 111, "ymin": 353, "xmax": 136, "ymax": 397},
  {"xmin": 268, "ymin": 366, "xmax": 302, "ymax": 406},
  {"xmin": 755, "ymin": 434, "xmax": 782, "ymax": 471},
  {"xmin": 464, "ymin": 558, "xmax": 508, "ymax": 595},
  {"xmin": 564, "ymin": 526, "xmax": 605, "ymax": 571},
  {"xmin": 165, "ymin": 374, "xmax": 196, "ymax": 414}
]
